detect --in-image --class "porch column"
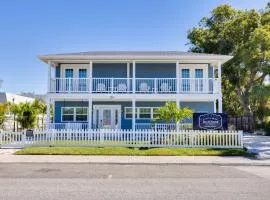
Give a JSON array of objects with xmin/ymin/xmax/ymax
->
[
  {"xmin": 127, "ymin": 63, "xmax": 130, "ymax": 92},
  {"xmin": 176, "ymin": 99, "xmax": 180, "ymax": 131},
  {"xmin": 213, "ymin": 99, "xmax": 217, "ymax": 113},
  {"xmin": 47, "ymin": 61, "xmax": 51, "ymax": 92},
  {"xmin": 132, "ymin": 61, "xmax": 136, "ymax": 94},
  {"xmin": 218, "ymin": 61, "xmax": 222, "ymax": 93},
  {"xmin": 176, "ymin": 61, "xmax": 180, "ymax": 93},
  {"xmin": 132, "ymin": 99, "xmax": 136, "ymax": 130},
  {"xmin": 218, "ymin": 97, "xmax": 223, "ymax": 113},
  {"xmin": 89, "ymin": 61, "xmax": 93, "ymax": 93},
  {"xmin": 88, "ymin": 98, "xmax": 92, "ymax": 129},
  {"xmin": 51, "ymin": 99, "xmax": 55, "ymax": 124},
  {"xmin": 46, "ymin": 97, "xmax": 50, "ymax": 128}
]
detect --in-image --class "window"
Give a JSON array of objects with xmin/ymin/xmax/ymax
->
[
  {"xmin": 125, "ymin": 107, "xmax": 134, "ymax": 119},
  {"xmin": 62, "ymin": 108, "xmax": 74, "ymax": 122},
  {"xmin": 138, "ymin": 108, "xmax": 151, "ymax": 119},
  {"xmin": 61, "ymin": 107, "xmax": 88, "ymax": 122},
  {"xmin": 125, "ymin": 107, "xmax": 159, "ymax": 119},
  {"xmin": 152, "ymin": 108, "xmax": 160, "ymax": 119},
  {"xmin": 76, "ymin": 107, "xmax": 88, "ymax": 121}
]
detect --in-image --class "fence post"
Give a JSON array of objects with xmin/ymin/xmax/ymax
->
[
  {"xmin": 100, "ymin": 129, "xmax": 104, "ymax": 144},
  {"xmin": 239, "ymin": 130, "xmax": 243, "ymax": 148},
  {"xmin": 51, "ymin": 129, "xmax": 55, "ymax": 146},
  {"xmin": 22, "ymin": 130, "xmax": 26, "ymax": 148}
]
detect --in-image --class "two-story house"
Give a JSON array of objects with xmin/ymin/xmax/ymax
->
[{"xmin": 39, "ymin": 51, "xmax": 232, "ymax": 130}]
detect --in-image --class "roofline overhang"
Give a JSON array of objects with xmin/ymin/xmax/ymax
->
[{"xmin": 38, "ymin": 55, "xmax": 233, "ymax": 65}]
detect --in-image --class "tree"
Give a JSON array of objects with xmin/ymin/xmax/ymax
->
[
  {"xmin": 0, "ymin": 103, "xmax": 8, "ymax": 128},
  {"xmin": 33, "ymin": 99, "xmax": 47, "ymax": 128},
  {"xmin": 8, "ymin": 102, "xmax": 20, "ymax": 131},
  {"xmin": 16, "ymin": 102, "xmax": 38, "ymax": 130},
  {"xmin": 187, "ymin": 3, "xmax": 270, "ymax": 121},
  {"xmin": 156, "ymin": 102, "xmax": 193, "ymax": 123}
]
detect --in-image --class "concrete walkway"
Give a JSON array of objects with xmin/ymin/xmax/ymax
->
[
  {"xmin": 244, "ymin": 135, "xmax": 270, "ymax": 159},
  {"xmin": 0, "ymin": 150, "xmax": 270, "ymax": 165}
]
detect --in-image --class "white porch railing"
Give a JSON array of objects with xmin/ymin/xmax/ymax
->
[
  {"xmin": 47, "ymin": 123, "xmax": 89, "ymax": 130},
  {"xmin": 0, "ymin": 129, "xmax": 243, "ymax": 149},
  {"xmin": 50, "ymin": 78, "xmax": 218, "ymax": 94},
  {"xmin": 135, "ymin": 123, "xmax": 192, "ymax": 130}
]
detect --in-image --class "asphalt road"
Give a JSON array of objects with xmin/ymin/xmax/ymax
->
[{"xmin": 0, "ymin": 163, "xmax": 270, "ymax": 200}]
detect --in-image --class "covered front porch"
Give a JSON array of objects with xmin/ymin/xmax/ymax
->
[{"xmin": 46, "ymin": 98, "xmax": 218, "ymax": 130}]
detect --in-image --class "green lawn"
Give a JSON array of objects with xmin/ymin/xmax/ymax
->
[{"xmin": 15, "ymin": 147, "xmax": 253, "ymax": 157}]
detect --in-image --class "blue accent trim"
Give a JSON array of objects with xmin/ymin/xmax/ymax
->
[
  {"xmin": 93, "ymin": 63, "xmax": 127, "ymax": 77},
  {"xmin": 54, "ymin": 101, "xmax": 214, "ymax": 129},
  {"xmin": 136, "ymin": 63, "xmax": 176, "ymax": 78},
  {"xmin": 180, "ymin": 102, "xmax": 214, "ymax": 123}
]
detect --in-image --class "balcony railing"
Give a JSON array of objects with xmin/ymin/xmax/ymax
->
[{"xmin": 50, "ymin": 78, "xmax": 220, "ymax": 94}]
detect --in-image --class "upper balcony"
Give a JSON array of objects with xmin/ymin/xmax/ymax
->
[{"xmin": 49, "ymin": 77, "xmax": 220, "ymax": 94}]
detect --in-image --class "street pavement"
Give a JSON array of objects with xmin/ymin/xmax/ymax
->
[{"xmin": 0, "ymin": 163, "xmax": 270, "ymax": 200}]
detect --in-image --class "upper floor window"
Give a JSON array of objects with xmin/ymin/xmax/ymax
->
[
  {"xmin": 65, "ymin": 69, "xmax": 73, "ymax": 78},
  {"xmin": 79, "ymin": 69, "xmax": 87, "ymax": 78},
  {"xmin": 195, "ymin": 69, "xmax": 203, "ymax": 78},
  {"xmin": 181, "ymin": 69, "xmax": 190, "ymax": 78}
]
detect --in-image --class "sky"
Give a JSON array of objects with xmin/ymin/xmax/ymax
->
[{"xmin": 0, "ymin": 0, "xmax": 268, "ymax": 94}]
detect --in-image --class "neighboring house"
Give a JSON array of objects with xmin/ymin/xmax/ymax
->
[
  {"xmin": 0, "ymin": 92, "xmax": 35, "ymax": 131},
  {"xmin": 39, "ymin": 51, "xmax": 232, "ymax": 130},
  {"xmin": 0, "ymin": 92, "xmax": 35, "ymax": 104}
]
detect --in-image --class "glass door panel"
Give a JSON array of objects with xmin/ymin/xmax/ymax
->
[
  {"xmin": 79, "ymin": 69, "xmax": 87, "ymax": 91},
  {"xmin": 102, "ymin": 109, "xmax": 112, "ymax": 129},
  {"xmin": 195, "ymin": 69, "xmax": 203, "ymax": 92},
  {"xmin": 65, "ymin": 69, "xmax": 73, "ymax": 91},
  {"xmin": 181, "ymin": 69, "xmax": 190, "ymax": 92}
]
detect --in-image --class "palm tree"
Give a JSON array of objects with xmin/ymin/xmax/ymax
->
[
  {"xmin": 0, "ymin": 103, "xmax": 8, "ymax": 129},
  {"xmin": 16, "ymin": 102, "xmax": 38, "ymax": 130},
  {"xmin": 8, "ymin": 102, "xmax": 20, "ymax": 131},
  {"xmin": 33, "ymin": 99, "xmax": 47, "ymax": 128}
]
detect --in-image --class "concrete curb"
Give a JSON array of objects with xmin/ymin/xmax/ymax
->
[
  {"xmin": 1, "ymin": 155, "xmax": 270, "ymax": 166},
  {"xmin": 1, "ymin": 162, "xmax": 270, "ymax": 166}
]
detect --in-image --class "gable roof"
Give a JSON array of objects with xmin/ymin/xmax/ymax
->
[{"xmin": 39, "ymin": 51, "xmax": 233, "ymax": 64}]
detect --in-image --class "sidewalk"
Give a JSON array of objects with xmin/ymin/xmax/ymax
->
[
  {"xmin": 244, "ymin": 135, "xmax": 270, "ymax": 159},
  {"xmin": 0, "ymin": 150, "xmax": 270, "ymax": 166}
]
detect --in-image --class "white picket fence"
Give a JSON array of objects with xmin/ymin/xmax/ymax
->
[{"xmin": 0, "ymin": 129, "xmax": 243, "ymax": 149}]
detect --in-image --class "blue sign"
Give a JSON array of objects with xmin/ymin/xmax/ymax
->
[{"xmin": 193, "ymin": 113, "xmax": 228, "ymax": 130}]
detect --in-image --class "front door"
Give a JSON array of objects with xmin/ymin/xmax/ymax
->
[{"xmin": 93, "ymin": 105, "xmax": 121, "ymax": 129}]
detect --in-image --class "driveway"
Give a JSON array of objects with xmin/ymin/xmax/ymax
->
[{"xmin": 244, "ymin": 135, "xmax": 270, "ymax": 159}]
